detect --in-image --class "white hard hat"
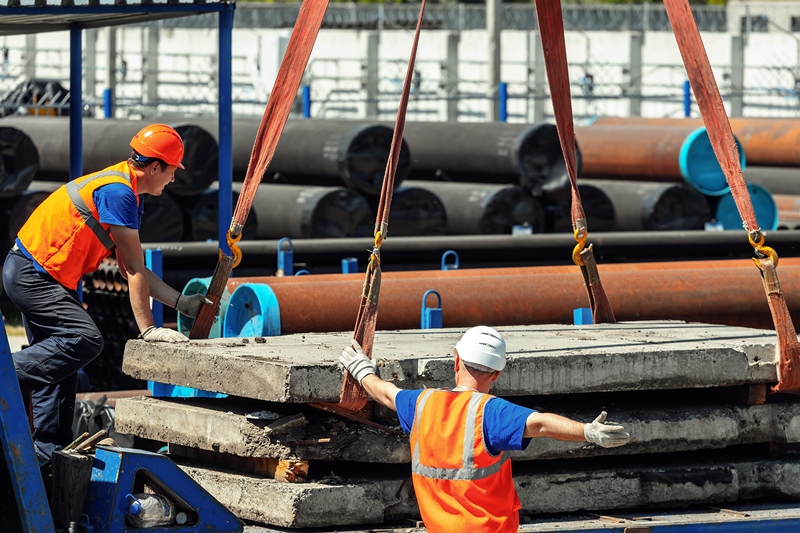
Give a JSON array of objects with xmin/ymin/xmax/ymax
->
[{"xmin": 455, "ymin": 326, "xmax": 506, "ymax": 371}]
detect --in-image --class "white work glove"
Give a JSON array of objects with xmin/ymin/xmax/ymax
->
[
  {"xmin": 584, "ymin": 411, "xmax": 630, "ymax": 448},
  {"xmin": 175, "ymin": 293, "xmax": 213, "ymax": 318},
  {"xmin": 339, "ymin": 340, "xmax": 377, "ymax": 385},
  {"xmin": 140, "ymin": 325, "xmax": 189, "ymax": 343}
]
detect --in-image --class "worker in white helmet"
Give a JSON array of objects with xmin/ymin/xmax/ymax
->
[{"xmin": 340, "ymin": 325, "xmax": 630, "ymax": 533}]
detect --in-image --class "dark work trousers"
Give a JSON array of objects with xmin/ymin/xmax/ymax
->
[{"xmin": 2, "ymin": 248, "xmax": 104, "ymax": 461}]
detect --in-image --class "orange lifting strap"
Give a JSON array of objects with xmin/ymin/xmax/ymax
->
[
  {"xmin": 313, "ymin": 0, "xmax": 429, "ymax": 415},
  {"xmin": 533, "ymin": 0, "xmax": 615, "ymax": 324},
  {"xmin": 663, "ymin": 0, "xmax": 800, "ymax": 393},
  {"xmin": 190, "ymin": 0, "xmax": 330, "ymax": 339}
]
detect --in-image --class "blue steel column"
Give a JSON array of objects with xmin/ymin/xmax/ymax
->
[
  {"xmin": 70, "ymin": 23, "xmax": 83, "ymax": 180},
  {"xmin": 218, "ymin": 2, "xmax": 235, "ymax": 255}
]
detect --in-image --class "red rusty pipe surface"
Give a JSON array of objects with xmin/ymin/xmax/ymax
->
[
  {"xmin": 575, "ymin": 125, "xmax": 702, "ymax": 178},
  {"xmin": 225, "ymin": 258, "xmax": 800, "ymax": 334},
  {"xmin": 591, "ymin": 117, "xmax": 800, "ymax": 167}
]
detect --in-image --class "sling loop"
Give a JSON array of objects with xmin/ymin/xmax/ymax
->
[
  {"xmin": 189, "ymin": 0, "xmax": 329, "ymax": 339},
  {"xmin": 534, "ymin": 0, "xmax": 615, "ymax": 324},
  {"xmin": 663, "ymin": 0, "xmax": 800, "ymax": 392},
  {"xmin": 312, "ymin": 0, "xmax": 428, "ymax": 414}
]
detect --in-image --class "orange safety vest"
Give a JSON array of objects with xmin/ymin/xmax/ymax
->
[
  {"xmin": 409, "ymin": 389, "xmax": 521, "ymax": 533},
  {"xmin": 17, "ymin": 161, "xmax": 139, "ymax": 290}
]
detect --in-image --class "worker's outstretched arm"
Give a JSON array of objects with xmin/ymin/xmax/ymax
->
[
  {"xmin": 524, "ymin": 411, "xmax": 629, "ymax": 448},
  {"xmin": 111, "ymin": 225, "xmax": 188, "ymax": 342},
  {"xmin": 339, "ymin": 340, "xmax": 401, "ymax": 412}
]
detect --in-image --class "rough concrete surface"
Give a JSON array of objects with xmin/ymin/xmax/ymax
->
[
  {"xmin": 117, "ymin": 396, "xmax": 800, "ymax": 462},
  {"xmin": 122, "ymin": 322, "xmax": 778, "ymax": 402},
  {"xmin": 180, "ymin": 457, "xmax": 800, "ymax": 529}
]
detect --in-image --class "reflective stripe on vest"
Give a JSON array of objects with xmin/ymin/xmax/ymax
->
[
  {"xmin": 65, "ymin": 170, "xmax": 131, "ymax": 252},
  {"xmin": 411, "ymin": 389, "xmax": 509, "ymax": 481}
]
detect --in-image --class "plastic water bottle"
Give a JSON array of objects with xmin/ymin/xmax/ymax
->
[{"xmin": 125, "ymin": 493, "xmax": 176, "ymax": 528}]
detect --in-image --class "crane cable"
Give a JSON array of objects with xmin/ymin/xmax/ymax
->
[
  {"xmin": 664, "ymin": 0, "xmax": 800, "ymax": 393},
  {"xmin": 534, "ymin": 0, "xmax": 616, "ymax": 324},
  {"xmin": 189, "ymin": 0, "xmax": 329, "ymax": 339},
  {"xmin": 313, "ymin": 0, "xmax": 428, "ymax": 415}
]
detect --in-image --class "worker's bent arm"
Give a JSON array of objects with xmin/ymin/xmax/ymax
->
[
  {"xmin": 360, "ymin": 374, "xmax": 401, "ymax": 412},
  {"xmin": 523, "ymin": 412, "xmax": 587, "ymax": 442},
  {"xmin": 114, "ymin": 233, "xmax": 184, "ymax": 311},
  {"xmin": 110, "ymin": 225, "xmax": 155, "ymax": 333}
]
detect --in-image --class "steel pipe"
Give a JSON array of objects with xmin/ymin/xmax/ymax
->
[
  {"xmin": 192, "ymin": 118, "xmax": 411, "ymax": 196},
  {"xmin": 215, "ymin": 257, "xmax": 800, "ymax": 334},
  {"xmin": 180, "ymin": 186, "xmax": 257, "ymax": 242},
  {"xmin": 591, "ymin": 116, "xmax": 800, "ymax": 167},
  {"xmin": 3, "ymin": 117, "xmax": 218, "ymax": 196},
  {"xmin": 579, "ymin": 179, "xmax": 710, "ymax": 232},
  {"xmin": 400, "ymin": 121, "xmax": 572, "ymax": 195},
  {"xmin": 774, "ymin": 194, "xmax": 800, "ymax": 230},
  {"xmin": 744, "ymin": 166, "xmax": 800, "ymax": 196},
  {"xmin": 546, "ymin": 182, "xmax": 616, "ymax": 233},
  {"xmin": 0, "ymin": 125, "xmax": 39, "ymax": 197},
  {"xmin": 402, "ymin": 180, "xmax": 545, "ymax": 235},
  {"xmin": 574, "ymin": 124, "xmax": 744, "ymax": 196},
  {"xmin": 139, "ymin": 190, "xmax": 185, "ymax": 243},
  {"xmin": 388, "ymin": 184, "xmax": 447, "ymax": 236}
]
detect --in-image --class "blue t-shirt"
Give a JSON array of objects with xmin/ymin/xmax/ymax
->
[{"xmin": 395, "ymin": 389, "xmax": 535, "ymax": 456}]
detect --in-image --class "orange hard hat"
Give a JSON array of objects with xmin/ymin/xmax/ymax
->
[{"xmin": 129, "ymin": 124, "xmax": 185, "ymax": 169}]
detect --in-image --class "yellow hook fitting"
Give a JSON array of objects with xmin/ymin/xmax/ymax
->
[
  {"xmin": 572, "ymin": 227, "xmax": 588, "ymax": 267},
  {"xmin": 227, "ymin": 230, "xmax": 243, "ymax": 268}
]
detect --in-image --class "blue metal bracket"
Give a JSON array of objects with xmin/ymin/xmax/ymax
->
[
  {"xmin": 341, "ymin": 257, "xmax": 358, "ymax": 273},
  {"xmin": 0, "ymin": 313, "xmax": 55, "ymax": 532},
  {"xmin": 421, "ymin": 290, "xmax": 443, "ymax": 329},
  {"xmin": 145, "ymin": 249, "xmax": 163, "ymax": 328},
  {"xmin": 574, "ymin": 307, "xmax": 593, "ymax": 325},
  {"xmin": 84, "ymin": 446, "xmax": 242, "ymax": 533},
  {"xmin": 441, "ymin": 250, "xmax": 459, "ymax": 271},
  {"xmin": 277, "ymin": 237, "xmax": 294, "ymax": 276}
]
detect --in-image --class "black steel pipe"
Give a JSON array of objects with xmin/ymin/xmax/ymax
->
[
  {"xmin": 244, "ymin": 182, "xmax": 373, "ymax": 239},
  {"xmin": 580, "ymin": 179, "xmax": 711, "ymax": 232},
  {"xmin": 139, "ymin": 191, "xmax": 185, "ymax": 243},
  {"xmin": 400, "ymin": 121, "xmax": 573, "ymax": 195},
  {"xmin": 744, "ymin": 166, "xmax": 800, "ymax": 196},
  {"xmin": 180, "ymin": 186, "xmax": 257, "ymax": 242},
  {"xmin": 192, "ymin": 118, "xmax": 411, "ymax": 196},
  {"xmin": 0, "ymin": 125, "xmax": 39, "ymax": 197},
  {"xmin": 402, "ymin": 180, "xmax": 545, "ymax": 235},
  {"xmin": 3, "ymin": 117, "xmax": 218, "ymax": 196},
  {"xmin": 387, "ymin": 184, "xmax": 447, "ymax": 236},
  {"xmin": 545, "ymin": 182, "xmax": 616, "ymax": 234}
]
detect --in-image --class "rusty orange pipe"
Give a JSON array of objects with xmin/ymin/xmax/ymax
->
[
  {"xmin": 591, "ymin": 117, "xmax": 800, "ymax": 167},
  {"xmin": 223, "ymin": 258, "xmax": 800, "ymax": 334}
]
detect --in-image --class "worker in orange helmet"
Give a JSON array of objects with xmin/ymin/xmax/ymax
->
[
  {"xmin": 2, "ymin": 124, "xmax": 211, "ymax": 467},
  {"xmin": 340, "ymin": 326, "xmax": 630, "ymax": 533}
]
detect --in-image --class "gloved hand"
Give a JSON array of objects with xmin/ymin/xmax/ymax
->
[
  {"xmin": 140, "ymin": 325, "xmax": 189, "ymax": 343},
  {"xmin": 339, "ymin": 340, "xmax": 377, "ymax": 385},
  {"xmin": 584, "ymin": 411, "xmax": 630, "ymax": 448},
  {"xmin": 176, "ymin": 293, "xmax": 213, "ymax": 318}
]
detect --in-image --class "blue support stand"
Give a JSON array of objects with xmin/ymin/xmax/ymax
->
[
  {"xmin": 441, "ymin": 250, "xmax": 459, "ymax": 271},
  {"xmin": 84, "ymin": 446, "xmax": 242, "ymax": 533},
  {"xmin": 145, "ymin": 249, "xmax": 163, "ymax": 328},
  {"xmin": 421, "ymin": 290, "xmax": 443, "ymax": 329},
  {"xmin": 102, "ymin": 87, "xmax": 113, "ymax": 119},
  {"xmin": 574, "ymin": 307, "xmax": 593, "ymax": 325},
  {"xmin": 498, "ymin": 81, "xmax": 508, "ymax": 122},
  {"xmin": 341, "ymin": 257, "xmax": 358, "ymax": 273},
  {"xmin": 277, "ymin": 238, "xmax": 294, "ymax": 276},
  {"xmin": 69, "ymin": 22, "xmax": 83, "ymax": 181},
  {"xmin": 683, "ymin": 79, "xmax": 692, "ymax": 118},
  {"xmin": 302, "ymin": 84, "xmax": 311, "ymax": 118},
  {"xmin": 0, "ymin": 312, "xmax": 56, "ymax": 532},
  {"xmin": 217, "ymin": 2, "xmax": 235, "ymax": 257}
]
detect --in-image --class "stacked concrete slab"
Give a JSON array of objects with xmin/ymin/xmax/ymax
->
[{"xmin": 116, "ymin": 322, "xmax": 800, "ymax": 530}]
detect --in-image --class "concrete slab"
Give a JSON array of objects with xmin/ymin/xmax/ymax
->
[
  {"xmin": 122, "ymin": 322, "xmax": 778, "ymax": 403},
  {"xmin": 180, "ymin": 457, "xmax": 800, "ymax": 529},
  {"xmin": 116, "ymin": 396, "xmax": 800, "ymax": 463}
]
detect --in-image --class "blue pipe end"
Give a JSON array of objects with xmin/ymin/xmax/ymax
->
[
  {"xmin": 223, "ymin": 283, "xmax": 281, "ymax": 338},
  {"xmin": 678, "ymin": 126, "xmax": 745, "ymax": 196},
  {"xmin": 714, "ymin": 183, "xmax": 778, "ymax": 231}
]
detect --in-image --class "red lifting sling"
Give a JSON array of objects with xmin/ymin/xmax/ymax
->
[
  {"xmin": 190, "ymin": 0, "xmax": 330, "ymax": 339},
  {"xmin": 664, "ymin": 0, "xmax": 800, "ymax": 393},
  {"xmin": 534, "ymin": 0, "xmax": 616, "ymax": 324}
]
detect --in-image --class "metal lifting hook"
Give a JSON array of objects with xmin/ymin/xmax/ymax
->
[
  {"xmin": 224, "ymin": 229, "xmax": 243, "ymax": 268},
  {"xmin": 572, "ymin": 227, "xmax": 588, "ymax": 267},
  {"xmin": 749, "ymin": 231, "xmax": 779, "ymax": 267}
]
